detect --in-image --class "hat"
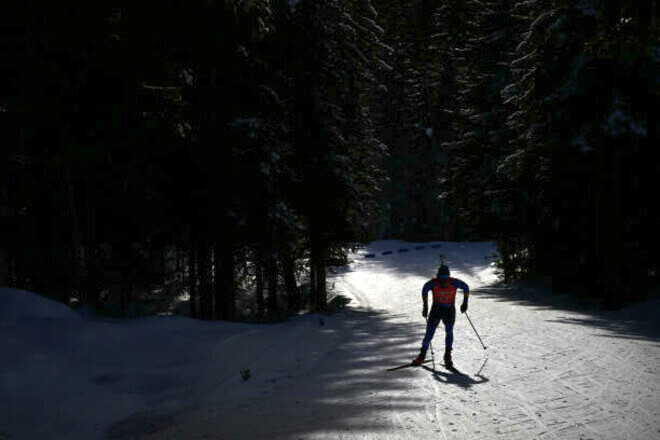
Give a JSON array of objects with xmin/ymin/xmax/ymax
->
[{"xmin": 437, "ymin": 265, "xmax": 450, "ymax": 279}]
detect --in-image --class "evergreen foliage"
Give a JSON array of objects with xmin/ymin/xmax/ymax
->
[
  {"xmin": 496, "ymin": 0, "xmax": 659, "ymax": 305},
  {"xmin": 440, "ymin": 0, "xmax": 517, "ymax": 239},
  {"xmin": 368, "ymin": 0, "xmax": 466, "ymax": 240},
  {"xmin": 1, "ymin": 0, "xmax": 656, "ymax": 315},
  {"xmin": 0, "ymin": 0, "xmax": 388, "ymax": 318}
]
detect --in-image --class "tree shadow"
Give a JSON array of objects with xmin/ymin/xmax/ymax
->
[
  {"xmin": 103, "ymin": 307, "xmax": 445, "ymax": 439},
  {"xmin": 477, "ymin": 281, "xmax": 660, "ymax": 343}
]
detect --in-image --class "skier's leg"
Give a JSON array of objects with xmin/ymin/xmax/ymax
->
[
  {"xmin": 414, "ymin": 309, "xmax": 440, "ymax": 365},
  {"xmin": 421, "ymin": 307, "xmax": 441, "ymax": 351},
  {"xmin": 441, "ymin": 307, "xmax": 456, "ymax": 366},
  {"xmin": 443, "ymin": 307, "xmax": 456, "ymax": 351}
]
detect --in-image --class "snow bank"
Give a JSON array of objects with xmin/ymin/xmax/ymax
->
[
  {"xmin": 0, "ymin": 288, "xmax": 79, "ymax": 322},
  {"xmin": 0, "ymin": 286, "xmax": 262, "ymax": 439}
]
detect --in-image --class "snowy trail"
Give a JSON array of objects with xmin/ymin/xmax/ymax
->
[
  {"xmin": 132, "ymin": 241, "xmax": 659, "ymax": 439},
  {"xmin": 337, "ymin": 242, "xmax": 660, "ymax": 440},
  {"xmin": 1, "ymin": 240, "xmax": 659, "ymax": 439}
]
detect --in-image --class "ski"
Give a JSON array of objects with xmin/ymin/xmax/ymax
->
[{"xmin": 386, "ymin": 359, "xmax": 433, "ymax": 371}]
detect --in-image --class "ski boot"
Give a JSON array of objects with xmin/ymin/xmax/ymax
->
[
  {"xmin": 412, "ymin": 348, "xmax": 427, "ymax": 366},
  {"xmin": 444, "ymin": 349, "xmax": 453, "ymax": 368}
]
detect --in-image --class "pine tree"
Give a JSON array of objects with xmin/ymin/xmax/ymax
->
[
  {"xmin": 497, "ymin": 0, "xmax": 659, "ymax": 302},
  {"xmin": 369, "ymin": 0, "xmax": 466, "ymax": 240},
  {"xmin": 286, "ymin": 0, "xmax": 389, "ymax": 310},
  {"xmin": 440, "ymin": 0, "xmax": 517, "ymax": 239}
]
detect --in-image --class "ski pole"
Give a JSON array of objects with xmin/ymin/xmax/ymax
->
[
  {"xmin": 426, "ymin": 316, "xmax": 436, "ymax": 371},
  {"xmin": 464, "ymin": 311, "xmax": 487, "ymax": 350}
]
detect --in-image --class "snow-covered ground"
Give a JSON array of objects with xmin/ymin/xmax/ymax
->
[{"xmin": 1, "ymin": 240, "xmax": 659, "ymax": 439}]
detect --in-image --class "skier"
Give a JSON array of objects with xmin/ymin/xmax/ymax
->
[{"xmin": 412, "ymin": 264, "xmax": 469, "ymax": 368}]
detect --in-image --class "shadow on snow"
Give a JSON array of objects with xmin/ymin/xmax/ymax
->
[
  {"xmin": 476, "ymin": 281, "xmax": 660, "ymax": 344},
  {"xmin": 105, "ymin": 306, "xmax": 439, "ymax": 439},
  {"xmin": 420, "ymin": 363, "xmax": 490, "ymax": 390}
]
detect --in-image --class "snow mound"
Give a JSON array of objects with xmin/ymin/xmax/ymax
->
[{"xmin": 0, "ymin": 288, "xmax": 79, "ymax": 322}]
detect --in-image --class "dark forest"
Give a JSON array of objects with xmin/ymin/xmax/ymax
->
[{"xmin": 1, "ymin": 0, "xmax": 658, "ymax": 319}]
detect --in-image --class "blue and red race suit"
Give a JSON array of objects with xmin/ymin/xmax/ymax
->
[
  {"xmin": 420, "ymin": 277, "xmax": 470, "ymax": 351},
  {"xmin": 422, "ymin": 277, "xmax": 470, "ymax": 307}
]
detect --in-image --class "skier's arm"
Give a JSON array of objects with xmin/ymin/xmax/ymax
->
[
  {"xmin": 453, "ymin": 278, "xmax": 469, "ymax": 296},
  {"xmin": 421, "ymin": 280, "xmax": 433, "ymax": 317},
  {"xmin": 453, "ymin": 278, "xmax": 470, "ymax": 312},
  {"xmin": 421, "ymin": 280, "xmax": 434, "ymax": 305}
]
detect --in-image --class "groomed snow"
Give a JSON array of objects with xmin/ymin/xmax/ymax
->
[{"xmin": 1, "ymin": 240, "xmax": 659, "ymax": 439}]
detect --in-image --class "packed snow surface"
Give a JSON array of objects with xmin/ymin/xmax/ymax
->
[{"xmin": 1, "ymin": 240, "xmax": 659, "ymax": 439}]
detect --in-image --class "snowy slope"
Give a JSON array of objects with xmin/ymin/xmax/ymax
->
[{"xmin": 1, "ymin": 240, "xmax": 659, "ymax": 440}]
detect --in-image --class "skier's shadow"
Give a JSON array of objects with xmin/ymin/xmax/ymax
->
[{"xmin": 422, "ymin": 362, "xmax": 489, "ymax": 389}]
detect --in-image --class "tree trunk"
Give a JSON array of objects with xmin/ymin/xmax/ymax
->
[
  {"xmin": 214, "ymin": 238, "xmax": 236, "ymax": 320},
  {"xmin": 309, "ymin": 230, "xmax": 327, "ymax": 311},
  {"xmin": 197, "ymin": 243, "xmax": 210, "ymax": 319},
  {"xmin": 33, "ymin": 179, "xmax": 53, "ymax": 295},
  {"xmin": 84, "ymin": 203, "xmax": 100, "ymax": 309},
  {"xmin": 0, "ymin": 249, "xmax": 7, "ymax": 286},
  {"xmin": 255, "ymin": 248, "xmax": 265, "ymax": 316},
  {"xmin": 68, "ymin": 176, "xmax": 82, "ymax": 304},
  {"xmin": 597, "ymin": 143, "xmax": 623, "ymax": 309},
  {"xmin": 281, "ymin": 245, "xmax": 299, "ymax": 311},
  {"xmin": 266, "ymin": 249, "xmax": 278, "ymax": 313},
  {"xmin": 189, "ymin": 244, "xmax": 198, "ymax": 319},
  {"xmin": 119, "ymin": 240, "xmax": 132, "ymax": 315}
]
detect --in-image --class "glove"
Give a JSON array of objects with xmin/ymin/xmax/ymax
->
[
  {"xmin": 460, "ymin": 301, "xmax": 468, "ymax": 314},
  {"xmin": 422, "ymin": 303, "xmax": 428, "ymax": 318}
]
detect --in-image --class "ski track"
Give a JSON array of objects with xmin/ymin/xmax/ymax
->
[
  {"xmin": 320, "ymin": 242, "xmax": 660, "ymax": 440},
  {"xmin": 39, "ymin": 240, "xmax": 658, "ymax": 440}
]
